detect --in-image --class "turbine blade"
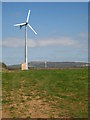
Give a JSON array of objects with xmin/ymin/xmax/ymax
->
[
  {"xmin": 14, "ymin": 22, "xmax": 26, "ymax": 27},
  {"xmin": 28, "ymin": 24, "xmax": 37, "ymax": 35},
  {"xmin": 26, "ymin": 10, "xmax": 30, "ymax": 23}
]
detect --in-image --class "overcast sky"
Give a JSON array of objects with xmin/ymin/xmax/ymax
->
[{"xmin": 2, "ymin": 2, "xmax": 88, "ymax": 65}]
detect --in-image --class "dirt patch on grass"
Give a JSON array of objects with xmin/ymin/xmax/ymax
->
[
  {"xmin": 2, "ymin": 88, "xmax": 59, "ymax": 118},
  {"xmin": 2, "ymin": 86, "xmax": 70, "ymax": 118},
  {"xmin": 2, "ymin": 94, "xmax": 61, "ymax": 118}
]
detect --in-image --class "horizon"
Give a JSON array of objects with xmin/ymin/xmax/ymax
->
[
  {"xmin": 1, "ymin": 60, "xmax": 89, "ymax": 66},
  {"xmin": 2, "ymin": 2, "xmax": 88, "ymax": 65}
]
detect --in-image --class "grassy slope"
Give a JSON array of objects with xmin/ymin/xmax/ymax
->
[{"xmin": 2, "ymin": 68, "xmax": 88, "ymax": 118}]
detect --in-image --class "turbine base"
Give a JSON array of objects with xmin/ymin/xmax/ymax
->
[{"xmin": 21, "ymin": 63, "xmax": 28, "ymax": 70}]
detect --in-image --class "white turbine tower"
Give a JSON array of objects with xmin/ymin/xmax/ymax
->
[{"xmin": 14, "ymin": 10, "xmax": 37, "ymax": 70}]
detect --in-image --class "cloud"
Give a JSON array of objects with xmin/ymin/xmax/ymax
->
[
  {"xmin": 2, "ymin": 38, "xmax": 37, "ymax": 48},
  {"xmin": 2, "ymin": 38, "xmax": 24, "ymax": 47},
  {"xmin": 37, "ymin": 37, "xmax": 79, "ymax": 47},
  {"xmin": 2, "ymin": 36, "xmax": 81, "ymax": 48},
  {"xmin": 79, "ymin": 32, "xmax": 88, "ymax": 38}
]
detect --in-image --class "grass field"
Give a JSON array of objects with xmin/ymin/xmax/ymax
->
[{"xmin": 2, "ymin": 68, "xmax": 88, "ymax": 118}]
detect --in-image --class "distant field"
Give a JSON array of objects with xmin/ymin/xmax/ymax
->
[{"xmin": 2, "ymin": 68, "xmax": 88, "ymax": 118}]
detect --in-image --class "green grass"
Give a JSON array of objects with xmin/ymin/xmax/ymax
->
[{"xmin": 2, "ymin": 68, "xmax": 88, "ymax": 118}]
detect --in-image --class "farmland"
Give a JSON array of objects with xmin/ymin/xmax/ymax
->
[{"xmin": 2, "ymin": 68, "xmax": 88, "ymax": 118}]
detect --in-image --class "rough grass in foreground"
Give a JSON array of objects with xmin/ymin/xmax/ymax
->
[{"xmin": 2, "ymin": 68, "xmax": 88, "ymax": 118}]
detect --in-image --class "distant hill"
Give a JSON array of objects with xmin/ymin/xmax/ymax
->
[
  {"xmin": 28, "ymin": 61, "xmax": 88, "ymax": 69},
  {"xmin": 6, "ymin": 61, "xmax": 88, "ymax": 70},
  {"xmin": 7, "ymin": 64, "xmax": 21, "ymax": 70}
]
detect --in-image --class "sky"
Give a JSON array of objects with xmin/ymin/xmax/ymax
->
[
  {"xmin": 2, "ymin": 2, "xmax": 88, "ymax": 65},
  {"xmin": 1, "ymin": 0, "xmax": 89, "ymax": 2}
]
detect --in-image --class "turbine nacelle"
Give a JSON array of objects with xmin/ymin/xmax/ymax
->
[
  {"xmin": 20, "ymin": 22, "xmax": 28, "ymax": 29},
  {"xmin": 26, "ymin": 22, "xmax": 28, "ymax": 25}
]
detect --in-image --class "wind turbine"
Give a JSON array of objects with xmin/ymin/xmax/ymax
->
[{"xmin": 14, "ymin": 10, "xmax": 37, "ymax": 70}]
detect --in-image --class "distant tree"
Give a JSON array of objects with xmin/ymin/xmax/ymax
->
[{"xmin": 2, "ymin": 62, "xmax": 7, "ymax": 69}]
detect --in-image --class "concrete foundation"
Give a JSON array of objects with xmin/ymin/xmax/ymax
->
[{"xmin": 21, "ymin": 63, "xmax": 26, "ymax": 70}]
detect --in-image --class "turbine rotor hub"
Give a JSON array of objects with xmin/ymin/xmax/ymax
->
[{"xmin": 26, "ymin": 22, "xmax": 28, "ymax": 25}]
